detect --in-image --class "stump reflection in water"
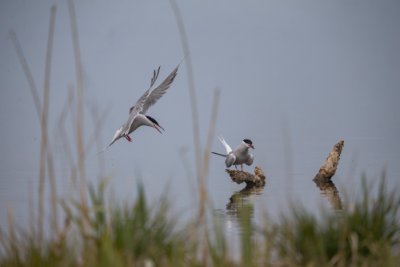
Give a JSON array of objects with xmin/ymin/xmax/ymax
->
[
  {"xmin": 226, "ymin": 186, "xmax": 265, "ymax": 220},
  {"xmin": 224, "ymin": 166, "xmax": 266, "ymax": 235},
  {"xmin": 313, "ymin": 179, "xmax": 343, "ymax": 210}
]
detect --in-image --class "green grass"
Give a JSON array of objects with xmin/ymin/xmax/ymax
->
[
  {"xmin": 271, "ymin": 177, "xmax": 400, "ymax": 267},
  {"xmin": 1, "ymin": 177, "xmax": 399, "ymax": 267}
]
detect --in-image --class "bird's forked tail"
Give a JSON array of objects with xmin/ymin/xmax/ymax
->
[{"xmin": 211, "ymin": 151, "xmax": 227, "ymax": 157}]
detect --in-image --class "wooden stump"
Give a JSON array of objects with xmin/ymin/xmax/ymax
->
[
  {"xmin": 313, "ymin": 140, "xmax": 344, "ymax": 210},
  {"xmin": 226, "ymin": 166, "xmax": 266, "ymax": 188},
  {"xmin": 314, "ymin": 140, "xmax": 344, "ymax": 182}
]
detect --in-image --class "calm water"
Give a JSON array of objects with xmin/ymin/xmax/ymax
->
[{"xmin": 1, "ymin": 134, "xmax": 399, "ymax": 238}]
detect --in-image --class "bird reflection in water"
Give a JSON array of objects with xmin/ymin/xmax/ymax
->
[
  {"xmin": 223, "ymin": 167, "xmax": 266, "ymax": 234},
  {"xmin": 212, "ymin": 168, "xmax": 266, "ymax": 245},
  {"xmin": 224, "ymin": 185, "xmax": 265, "ymax": 237},
  {"xmin": 226, "ymin": 186, "xmax": 264, "ymax": 218}
]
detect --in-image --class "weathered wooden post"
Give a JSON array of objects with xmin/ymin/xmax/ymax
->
[
  {"xmin": 314, "ymin": 140, "xmax": 344, "ymax": 182},
  {"xmin": 225, "ymin": 166, "xmax": 266, "ymax": 189},
  {"xmin": 313, "ymin": 140, "xmax": 344, "ymax": 210}
]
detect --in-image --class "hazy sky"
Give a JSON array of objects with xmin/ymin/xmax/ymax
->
[{"xmin": 1, "ymin": 0, "xmax": 400, "ymax": 228}]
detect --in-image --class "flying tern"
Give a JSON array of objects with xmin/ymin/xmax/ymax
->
[
  {"xmin": 108, "ymin": 64, "xmax": 179, "ymax": 147},
  {"xmin": 212, "ymin": 136, "xmax": 255, "ymax": 170}
]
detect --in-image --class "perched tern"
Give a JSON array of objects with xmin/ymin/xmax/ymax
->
[
  {"xmin": 212, "ymin": 136, "xmax": 254, "ymax": 170},
  {"xmin": 108, "ymin": 64, "xmax": 179, "ymax": 147}
]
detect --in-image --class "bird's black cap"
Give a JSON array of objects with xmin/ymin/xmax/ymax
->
[
  {"xmin": 146, "ymin": 115, "xmax": 159, "ymax": 125},
  {"xmin": 243, "ymin": 139, "xmax": 253, "ymax": 145}
]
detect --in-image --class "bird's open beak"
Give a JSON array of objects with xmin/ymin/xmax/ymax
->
[
  {"xmin": 249, "ymin": 144, "xmax": 255, "ymax": 149},
  {"xmin": 154, "ymin": 124, "xmax": 164, "ymax": 134}
]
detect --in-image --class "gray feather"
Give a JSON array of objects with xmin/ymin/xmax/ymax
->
[{"xmin": 141, "ymin": 65, "xmax": 179, "ymax": 114}]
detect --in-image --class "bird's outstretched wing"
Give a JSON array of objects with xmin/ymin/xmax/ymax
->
[
  {"xmin": 218, "ymin": 136, "xmax": 232, "ymax": 154},
  {"xmin": 149, "ymin": 66, "xmax": 161, "ymax": 89},
  {"xmin": 129, "ymin": 66, "xmax": 161, "ymax": 114},
  {"xmin": 141, "ymin": 64, "xmax": 179, "ymax": 114},
  {"xmin": 124, "ymin": 64, "xmax": 179, "ymax": 134}
]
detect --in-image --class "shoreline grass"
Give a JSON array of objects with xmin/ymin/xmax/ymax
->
[{"xmin": 1, "ymin": 176, "xmax": 399, "ymax": 266}]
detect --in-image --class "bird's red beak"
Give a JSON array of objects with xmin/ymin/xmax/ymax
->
[{"xmin": 249, "ymin": 144, "xmax": 254, "ymax": 149}]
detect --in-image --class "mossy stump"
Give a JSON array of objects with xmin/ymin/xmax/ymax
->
[{"xmin": 226, "ymin": 166, "xmax": 266, "ymax": 188}]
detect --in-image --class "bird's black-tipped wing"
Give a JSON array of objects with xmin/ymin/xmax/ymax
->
[
  {"xmin": 141, "ymin": 64, "xmax": 179, "ymax": 114},
  {"xmin": 129, "ymin": 66, "xmax": 161, "ymax": 114},
  {"xmin": 150, "ymin": 66, "xmax": 161, "ymax": 88}
]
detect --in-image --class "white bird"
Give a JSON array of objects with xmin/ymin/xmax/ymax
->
[
  {"xmin": 212, "ymin": 136, "xmax": 255, "ymax": 170},
  {"xmin": 108, "ymin": 64, "xmax": 179, "ymax": 147}
]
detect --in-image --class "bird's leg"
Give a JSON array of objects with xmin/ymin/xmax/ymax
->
[
  {"xmin": 241, "ymin": 164, "xmax": 243, "ymax": 171},
  {"xmin": 234, "ymin": 165, "xmax": 238, "ymax": 170},
  {"xmin": 125, "ymin": 135, "xmax": 132, "ymax": 142}
]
